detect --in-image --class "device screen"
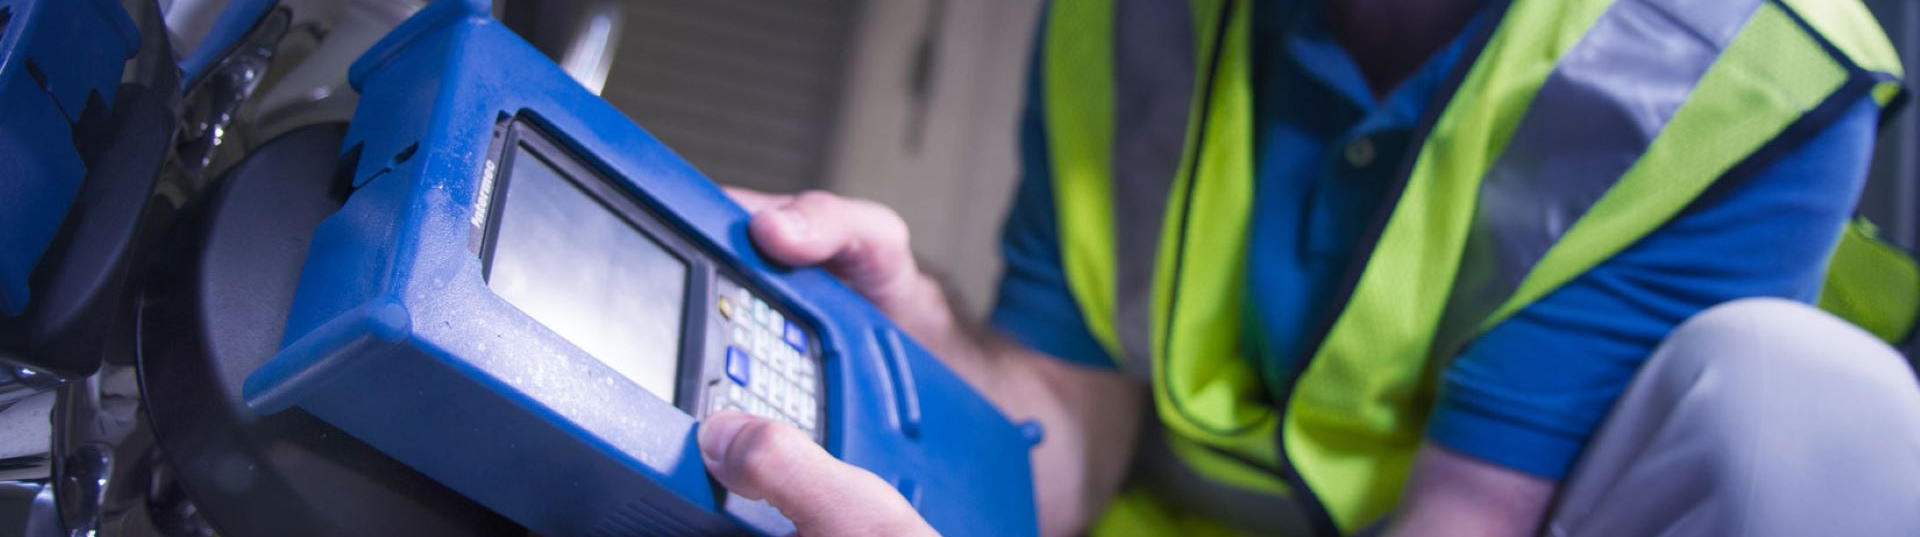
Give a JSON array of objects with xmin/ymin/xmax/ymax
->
[{"xmin": 487, "ymin": 143, "xmax": 688, "ymax": 402}]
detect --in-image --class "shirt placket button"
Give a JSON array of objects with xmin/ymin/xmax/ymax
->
[{"xmin": 1344, "ymin": 136, "xmax": 1376, "ymax": 169}]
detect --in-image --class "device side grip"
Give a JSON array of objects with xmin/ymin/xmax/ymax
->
[{"xmin": 871, "ymin": 327, "xmax": 924, "ymax": 438}]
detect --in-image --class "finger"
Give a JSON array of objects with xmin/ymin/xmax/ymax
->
[
  {"xmin": 746, "ymin": 191, "xmax": 919, "ymax": 298},
  {"xmin": 722, "ymin": 186, "xmax": 792, "ymax": 214},
  {"xmin": 699, "ymin": 413, "xmax": 936, "ymax": 537}
]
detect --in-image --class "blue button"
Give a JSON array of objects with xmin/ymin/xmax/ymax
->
[
  {"xmin": 725, "ymin": 346, "xmax": 751, "ymax": 386},
  {"xmin": 783, "ymin": 321, "xmax": 807, "ymax": 351}
]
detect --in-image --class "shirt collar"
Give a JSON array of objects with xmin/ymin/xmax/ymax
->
[{"xmin": 1269, "ymin": 0, "xmax": 1493, "ymax": 130}]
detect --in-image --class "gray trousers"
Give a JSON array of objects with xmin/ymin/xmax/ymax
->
[{"xmin": 1545, "ymin": 298, "xmax": 1920, "ymax": 536}]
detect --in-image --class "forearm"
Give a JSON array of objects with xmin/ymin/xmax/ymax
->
[
  {"xmin": 885, "ymin": 272, "xmax": 1142, "ymax": 537},
  {"xmin": 979, "ymin": 335, "xmax": 1142, "ymax": 537},
  {"xmin": 1384, "ymin": 444, "xmax": 1555, "ymax": 537}
]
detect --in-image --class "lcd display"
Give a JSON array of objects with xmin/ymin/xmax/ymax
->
[{"xmin": 487, "ymin": 143, "xmax": 687, "ymax": 402}]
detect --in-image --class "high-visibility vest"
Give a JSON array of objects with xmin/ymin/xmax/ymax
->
[{"xmin": 1037, "ymin": 0, "xmax": 1914, "ymax": 534}]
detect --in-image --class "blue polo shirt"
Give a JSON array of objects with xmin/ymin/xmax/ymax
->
[{"xmin": 990, "ymin": 0, "xmax": 1878, "ymax": 479}]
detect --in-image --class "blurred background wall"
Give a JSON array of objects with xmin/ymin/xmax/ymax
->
[
  {"xmin": 514, "ymin": 0, "xmax": 1917, "ymax": 321},
  {"xmin": 823, "ymin": 0, "xmax": 1041, "ymax": 317},
  {"xmin": 507, "ymin": 0, "xmax": 1040, "ymax": 318},
  {"xmin": 1865, "ymin": 0, "xmax": 1919, "ymax": 252}
]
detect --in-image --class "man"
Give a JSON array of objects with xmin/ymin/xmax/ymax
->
[{"xmin": 696, "ymin": 0, "xmax": 1920, "ymax": 535}]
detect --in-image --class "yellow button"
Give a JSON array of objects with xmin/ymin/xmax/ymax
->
[{"xmin": 717, "ymin": 296, "xmax": 733, "ymax": 319}]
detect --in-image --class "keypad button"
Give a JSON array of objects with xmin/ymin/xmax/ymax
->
[
  {"xmin": 717, "ymin": 283, "xmax": 822, "ymax": 434},
  {"xmin": 783, "ymin": 321, "xmax": 808, "ymax": 352},
  {"xmin": 762, "ymin": 352, "xmax": 781, "ymax": 378},
  {"xmin": 773, "ymin": 351, "xmax": 793, "ymax": 378},
  {"xmin": 725, "ymin": 347, "xmax": 751, "ymax": 386}
]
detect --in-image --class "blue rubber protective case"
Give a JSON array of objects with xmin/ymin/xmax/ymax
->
[
  {"xmin": 241, "ymin": 2, "xmax": 1039, "ymax": 536},
  {"xmin": 0, "ymin": 0, "xmax": 139, "ymax": 315}
]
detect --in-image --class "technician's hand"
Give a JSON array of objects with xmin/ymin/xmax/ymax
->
[
  {"xmin": 700, "ymin": 412, "xmax": 939, "ymax": 537},
  {"xmin": 724, "ymin": 187, "xmax": 1146, "ymax": 537},
  {"xmin": 722, "ymin": 188, "xmax": 962, "ymax": 350}
]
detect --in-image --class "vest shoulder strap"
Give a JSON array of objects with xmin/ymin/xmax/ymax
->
[{"xmin": 1822, "ymin": 219, "xmax": 1920, "ymax": 345}]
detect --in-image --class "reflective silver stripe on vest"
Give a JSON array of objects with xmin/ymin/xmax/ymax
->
[
  {"xmin": 1111, "ymin": 0, "xmax": 1195, "ymax": 379},
  {"xmin": 1110, "ymin": 0, "xmax": 1317, "ymax": 530},
  {"xmin": 1441, "ymin": 0, "xmax": 1764, "ymax": 352}
]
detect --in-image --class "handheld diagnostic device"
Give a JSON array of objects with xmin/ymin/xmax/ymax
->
[{"xmin": 242, "ymin": 2, "xmax": 1039, "ymax": 536}]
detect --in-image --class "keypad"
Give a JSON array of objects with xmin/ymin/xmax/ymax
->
[{"xmin": 707, "ymin": 280, "xmax": 822, "ymax": 438}]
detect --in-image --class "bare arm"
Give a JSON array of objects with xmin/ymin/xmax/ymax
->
[
  {"xmin": 717, "ymin": 188, "xmax": 1143, "ymax": 537},
  {"xmin": 1383, "ymin": 443, "xmax": 1556, "ymax": 537},
  {"xmin": 705, "ymin": 188, "xmax": 1554, "ymax": 537},
  {"xmin": 972, "ymin": 334, "xmax": 1143, "ymax": 537}
]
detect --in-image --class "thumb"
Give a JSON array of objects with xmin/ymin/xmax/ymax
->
[
  {"xmin": 730, "ymin": 190, "xmax": 926, "ymax": 313},
  {"xmin": 699, "ymin": 413, "xmax": 938, "ymax": 537}
]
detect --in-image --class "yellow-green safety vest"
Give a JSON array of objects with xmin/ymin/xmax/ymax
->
[{"xmin": 1037, "ymin": 0, "xmax": 1917, "ymax": 535}]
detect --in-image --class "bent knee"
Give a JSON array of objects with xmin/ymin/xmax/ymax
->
[
  {"xmin": 1618, "ymin": 299, "xmax": 1920, "ymax": 531},
  {"xmin": 1658, "ymin": 298, "xmax": 1912, "ymax": 389},
  {"xmin": 1666, "ymin": 297, "xmax": 1904, "ymax": 377}
]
